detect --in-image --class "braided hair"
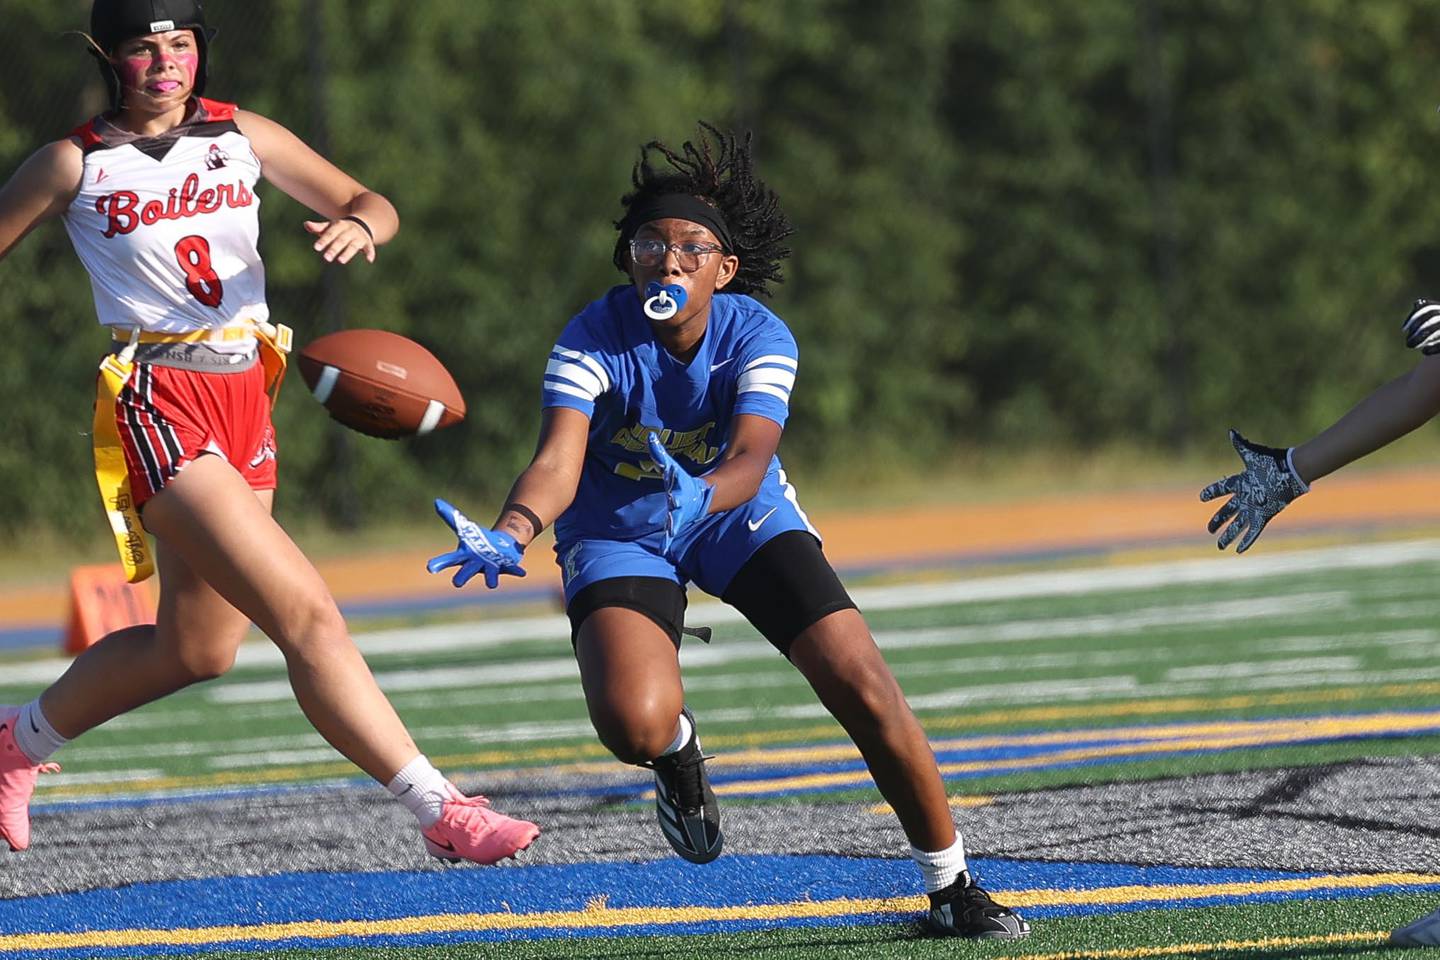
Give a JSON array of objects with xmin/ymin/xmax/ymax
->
[{"xmin": 613, "ymin": 123, "xmax": 794, "ymax": 298}]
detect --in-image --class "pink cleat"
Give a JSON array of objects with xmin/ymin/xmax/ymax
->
[
  {"xmin": 421, "ymin": 783, "xmax": 539, "ymax": 865},
  {"xmin": 0, "ymin": 707, "xmax": 60, "ymax": 852}
]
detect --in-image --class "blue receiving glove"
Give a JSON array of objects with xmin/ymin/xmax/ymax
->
[
  {"xmin": 426, "ymin": 498, "xmax": 527, "ymax": 589},
  {"xmin": 1198, "ymin": 429, "xmax": 1309, "ymax": 554},
  {"xmin": 647, "ymin": 432, "xmax": 714, "ymax": 552}
]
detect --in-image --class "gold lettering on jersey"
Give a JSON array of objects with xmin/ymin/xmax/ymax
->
[
  {"xmin": 97, "ymin": 173, "xmax": 255, "ymax": 238},
  {"xmin": 610, "ymin": 421, "xmax": 719, "ymax": 481}
]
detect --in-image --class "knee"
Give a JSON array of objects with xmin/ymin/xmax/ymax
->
[
  {"xmin": 833, "ymin": 662, "xmax": 904, "ymax": 721},
  {"xmin": 271, "ymin": 597, "xmax": 349, "ymax": 660},
  {"xmin": 802, "ymin": 645, "xmax": 904, "ymax": 724},
  {"xmin": 172, "ymin": 639, "xmax": 239, "ymax": 683},
  {"xmin": 589, "ymin": 694, "xmax": 682, "ymax": 764}
]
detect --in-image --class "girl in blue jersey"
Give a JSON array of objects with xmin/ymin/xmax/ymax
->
[{"xmin": 429, "ymin": 124, "xmax": 1027, "ymax": 939}]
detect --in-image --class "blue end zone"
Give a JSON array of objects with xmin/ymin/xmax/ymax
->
[{"xmin": 6, "ymin": 855, "xmax": 1440, "ymax": 959}]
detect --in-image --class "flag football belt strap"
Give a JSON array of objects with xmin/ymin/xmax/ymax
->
[
  {"xmin": 92, "ymin": 349, "xmax": 153, "ymax": 583},
  {"xmin": 91, "ymin": 321, "xmax": 293, "ymax": 582},
  {"xmin": 108, "ymin": 320, "xmax": 293, "ymax": 403}
]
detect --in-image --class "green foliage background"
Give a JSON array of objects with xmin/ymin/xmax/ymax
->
[{"xmin": 3, "ymin": 0, "xmax": 1439, "ymax": 539}]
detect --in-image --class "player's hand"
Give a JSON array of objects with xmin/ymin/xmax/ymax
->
[
  {"xmin": 1402, "ymin": 298, "xmax": 1440, "ymax": 355},
  {"xmin": 1199, "ymin": 429, "xmax": 1309, "ymax": 553},
  {"xmin": 303, "ymin": 217, "xmax": 375, "ymax": 265},
  {"xmin": 426, "ymin": 498, "xmax": 527, "ymax": 589},
  {"xmin": 648, "ymin": 432, "xmax": 714, "ymax": 553}
]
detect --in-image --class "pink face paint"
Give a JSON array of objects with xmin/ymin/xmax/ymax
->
[
  {"xmin": 168, "ymin": 53, "xmax": 199, "ymax": 81},
  {"xmin": 117, "ymin": 42, "xmax": 198, "ymax": 97},
  {"xmin": 118, "ymin": 55, "xmax": 151, "ymax": 91}
]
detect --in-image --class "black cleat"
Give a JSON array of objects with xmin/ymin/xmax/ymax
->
[
  {"xmin": 641, "ymin": 707, "xmax": 723, "ymax": 864},
  {"xmin": 926, "ymin": 870, "xmax": 1030, "ymax": 939}
]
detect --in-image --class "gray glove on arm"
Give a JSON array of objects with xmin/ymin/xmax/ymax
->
[
  {"xmin": 1402, "ymin": 298, "xmax": 1440, "ymax": 355},
  {"xmin": 1199, "ymin": 429, "xmax": 1309, "ymax": 553}
]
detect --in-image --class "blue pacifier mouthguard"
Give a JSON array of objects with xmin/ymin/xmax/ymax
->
[{"xmin": 643, "ymin": 281, "xmax": 687, "ymax": 321}]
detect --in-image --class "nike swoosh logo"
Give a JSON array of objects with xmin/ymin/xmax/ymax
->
[
  {"xmin": 29, "ymin": 717, "xmax": 39, "ymax": 734},
  {"xmin": 710, "ymin": 358, "xmax": 735, "ymax": 372},
  {"xmin": 747, "ymin": 507, "xmax": 778, "ymax": 532},
  {"xmin": 431, "ymin": 837, "xmax": 456, "ymax": 852}
]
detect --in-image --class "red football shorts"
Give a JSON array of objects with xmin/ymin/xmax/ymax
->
[{"xmin": 113, "ymin": 360, "xmax": 278, "ymax": 508}]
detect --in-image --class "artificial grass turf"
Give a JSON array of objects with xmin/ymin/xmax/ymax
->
[{"xmin": 125, "ymin": 892, "xmax": 1440, "ymax": 959}]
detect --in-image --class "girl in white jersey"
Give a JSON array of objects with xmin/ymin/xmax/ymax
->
[{"xmin": 0, "ymin": 0, "xmax": 539, "ymax": 864}]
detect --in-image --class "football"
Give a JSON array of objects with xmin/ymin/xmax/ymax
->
[{"xmin": 296, "ymin": 329, "xmax": 466, "ymax": 439}]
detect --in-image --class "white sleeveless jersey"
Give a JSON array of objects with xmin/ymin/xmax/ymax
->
[{"xmin": 62, "ymin": 99, "xmax": 268, "ymax": 351}]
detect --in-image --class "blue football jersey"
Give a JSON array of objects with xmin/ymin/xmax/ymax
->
[{"xmin": 542, "ymin": 285, "xmax": 799, "ymax": 543}]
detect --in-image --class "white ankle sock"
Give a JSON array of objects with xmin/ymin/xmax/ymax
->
[
  {"xmin": 911, "ymin": 836, "xmax": 967, "ymax": 893},
  {"xmin": 658, "ymin": 712, "xmax": 694, "ymax": 757},
  {"xmin": 13, "ymin": 701, "xmax": 67, "ymax": 764},
  {"xmin": 386, "ymin": 755, "xmax": 450, "ymax": 829}
]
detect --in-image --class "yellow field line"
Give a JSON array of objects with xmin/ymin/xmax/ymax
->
[
  {"xmin": 920, "ymin": 681, "xmax": 1440, "ymax": 733},
  {"xmin": 869, "ymin": 795, "xmax": 995, "ymax": 814},
  {"xmin": 2, "ymin": 872, "xmax": 1434, "ymax": 953},
  {"xmin": 1003, "ymin": 930, "xmax": 1386, "ymax": 960},
  {"xmin": 712, "ymin": 711, "xmax": 1440, "ymax": 796}
]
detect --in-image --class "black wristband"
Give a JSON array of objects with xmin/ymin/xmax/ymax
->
[
  {"xmin": 342, "ymin": 215, "xmax": 374, "ymax": 240},
  {"xmin": 503, "ymin": 502, "xmax": 545, "ymax": 537}
]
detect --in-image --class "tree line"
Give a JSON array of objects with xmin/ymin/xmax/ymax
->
[{"xmin": 2, "ymin": 0, "xmax": 1437, "ymax": 538}]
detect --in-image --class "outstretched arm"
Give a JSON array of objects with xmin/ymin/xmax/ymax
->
[
  {"xmin": 1202, "ymin": 352, "xmax": 1440, "ymax": 553},
  {"xmin": 235, "ymin": 110, "xmax": 398, "ymax": 264},
  {"xmin": 1290, "ymin": 353, "xmax": 1440, "ymax": 483},
  {"xmin": 647, "ymin": 413, "xmax": 782, "ymax": 551},
  {"xmin": 705, "ymin": 414, "xmax": 783, "ymax": 511},
  {"xmin": 492, "ymin": 407, "xmax": 591, "ymax": 547},
  {"xmin": 427, "ymin": 407, "xmax": 589, "ymax": 590},
  {"xmin": 0, "ymin": 140, "xmax": 83, "ymax": 262}
]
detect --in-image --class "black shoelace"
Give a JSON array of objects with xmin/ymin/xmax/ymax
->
[
  {"xmin": 668, "ymin": 753, "xmax": 708, "ymax": 812},
  {"xmin": 644, "ymin": 747, "xmax": 710, "ymax": 813},
  {"xmin": 955, "ymin": 881, "xmax": 1010, "ymax": 919}
]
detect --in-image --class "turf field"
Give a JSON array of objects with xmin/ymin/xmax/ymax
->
[{"xmin": 6, "ymin": 537, "xmax": 1440, "ymax": 958}]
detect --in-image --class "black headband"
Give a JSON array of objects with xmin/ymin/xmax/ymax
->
[{"xmin": 620, "ymin": 193, "xmax": 733, "ymax": 252}]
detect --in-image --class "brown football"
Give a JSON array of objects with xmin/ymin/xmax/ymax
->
[{"xmin": 297, "ymin": 329, "xmax": 466, "ymax": 439}]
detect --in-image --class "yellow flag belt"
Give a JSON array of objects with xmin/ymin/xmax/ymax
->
[{"xmin": 92, "ymin": 321, "xmax": 293, "ymax": 582}]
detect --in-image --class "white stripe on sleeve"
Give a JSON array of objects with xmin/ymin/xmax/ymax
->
[
  {"xmin": 555, "ymin": 348, "xmax": 611, "ymax": 394},
  {"xmin": 737, "ymin": 366, "xmax": 796, "ymax": 394},
  {"xmin": 545, "ymin": 357, "xmax": 605, "ymax": 400},
  {"xmin": 741, "ymin": 383, "xmax": 792, "ymax": 404},
  {"xmin": 742, "ymin": 354, "xmax": 797, "ymax": 372},
  {"xmin": 544, "ymin": 381, "xmax": 596, "ymax": 403}
]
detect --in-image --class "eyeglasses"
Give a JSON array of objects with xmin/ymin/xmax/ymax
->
[{"xmin": 629, "ymin": 238, "xmax": 725, "ymax": 273}]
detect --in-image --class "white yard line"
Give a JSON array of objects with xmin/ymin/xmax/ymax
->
[
  {"xmin": 201, "ymin": 592, "xmax": 1347, "ymax": 705},
  {"xmin": 41, "ymin": 769, "xmax": 166, "ymax": 787},
  {"xmin": 6, "ymin": 537, "xmax": 1437, "ymax": 690},
  {"xmin": 1163, "ymin": 656, "xmax": 1364, "ymax": 682}
]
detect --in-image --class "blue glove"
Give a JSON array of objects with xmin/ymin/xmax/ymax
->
[
  {"xmin": 426, "ymin": 498, "xmax": 527, "ymax": 589},
  {"xmin": 647, "ymin": 432, "xmax": 714, "ymax": 552},
  {"xmin": 1199, "ymin": 429, "xmax": 1308, "ymax": 553}
]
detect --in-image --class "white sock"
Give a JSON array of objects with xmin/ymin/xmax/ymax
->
[
  {"xmin": 13, "ymin": 701, "xmax": 67, "ymax": 764},
  {"xmin": 386, "ymin": 755, "xmax": 450, "ymax": 829},
  {"xmin": 657, "ymin": 712, "xmax": 694, "ymax": 757},
  {"xmin": 911, "ymin": 836, "xmax": 967, "ymax": 893}
]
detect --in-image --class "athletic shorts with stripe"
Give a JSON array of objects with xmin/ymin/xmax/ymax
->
[
  {"xmin": 557, "ymin": 467, "xmax": 817, "ymax": 603},
  {"xmin": 557, "ymin": 467, "xmax": 857, "ymax": 653},
  {"xmin": 113, "ymin": 358, "xmax": 277, "ymax": 509}
]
